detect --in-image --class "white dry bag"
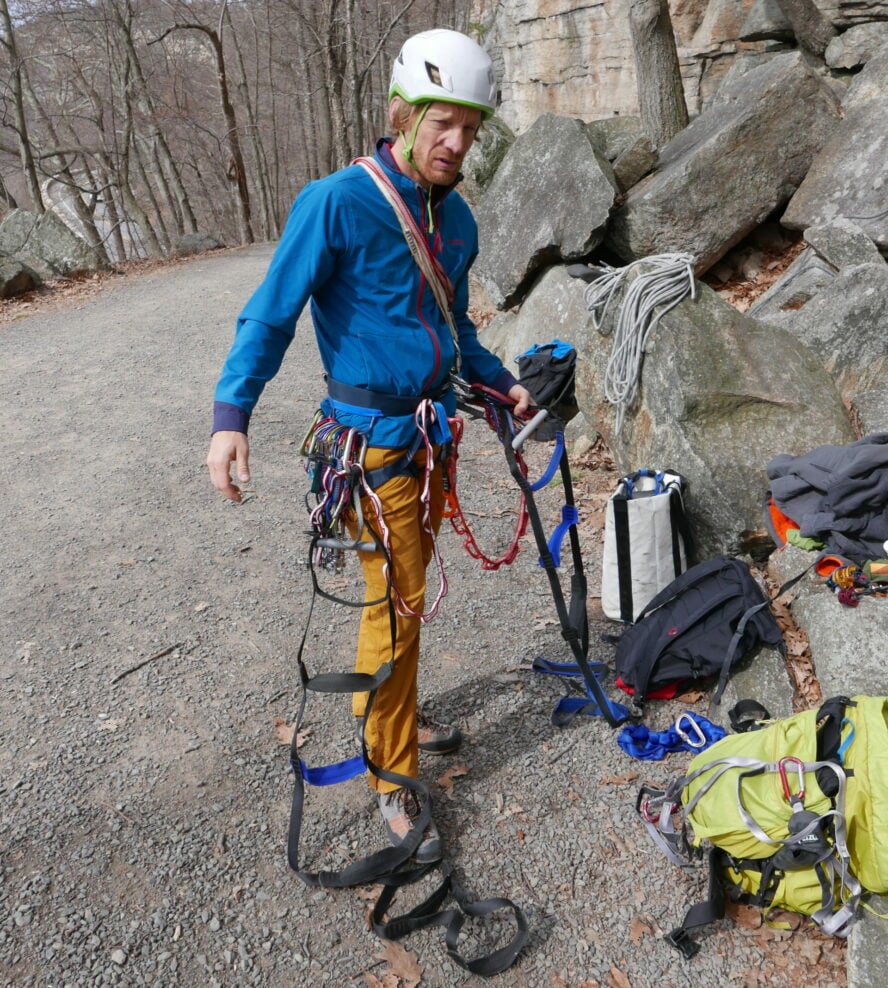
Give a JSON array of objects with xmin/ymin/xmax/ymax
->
[{"xmin": 601, "ymin": 469, "xmax": 691, "ymax": 623}]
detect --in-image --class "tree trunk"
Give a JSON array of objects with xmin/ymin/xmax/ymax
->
[
  {"xmin": 628, "ymin": 0, "xmax": 689, "ymax": 150},
  {"xmin": 0, "ymin": 0, "xmax": 44, "ymax": 212},
  {"xmin": 774, "ymin": 0, "xmax": 837, "ymax": 57},
  {"xmin": 112, "ymin": 0, "xmax": 199, "ymax": 234}
]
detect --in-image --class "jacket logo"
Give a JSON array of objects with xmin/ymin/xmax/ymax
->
[{"xmin": 667, "ymin": 626, "xmax": 679, "ymax": 637}]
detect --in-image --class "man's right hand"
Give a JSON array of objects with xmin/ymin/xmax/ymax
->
[{"xmin": 207, "ymin": 431, "xmax": 251, "ymax": 502}]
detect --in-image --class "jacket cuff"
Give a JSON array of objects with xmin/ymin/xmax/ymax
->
[
  {"xmin": 492, "ymin": 368, "xmax": 520, "ymax": 397},
  {"xmin": 212, "ymin": 401, "xmax": 250, "ymax": 435}
]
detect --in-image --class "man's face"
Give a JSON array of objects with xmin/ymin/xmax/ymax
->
[{"xmin": 406, "ymin": 101, "xmax": 483, "ymax": 187}]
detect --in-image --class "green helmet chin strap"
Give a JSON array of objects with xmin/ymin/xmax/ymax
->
[{"xmin": 399, "ymin": 102, "xmax": 430, "ymax": 168}]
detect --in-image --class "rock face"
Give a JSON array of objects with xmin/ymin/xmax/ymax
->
[
  {"xmin": 781, "ymin": 46, "xmax": 888, "ymax": 250},
  {"xmin": 605, "ymin": 53, "xmax": 841, "ymax": 273},
  {"xmin": 480, "ymin": 0, "xmax": 888, "ymax": 133},
  {"xmin": 0, "ymin": 209, "xmax": 106, "ymax": 282},
  {"xmin": 762, "ymin": 262, "xmax": 888, "ymax": 405},
  {"xmin": 474, "ymin": 114, "xmax": 618, "ymax": 308}
]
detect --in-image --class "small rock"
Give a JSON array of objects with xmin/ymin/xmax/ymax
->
[{"xmin": 110, "ymin": 948, "xmax": 127, "ymax": 965}]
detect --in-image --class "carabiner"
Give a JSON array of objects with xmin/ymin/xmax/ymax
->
[
  {"xmin": 299, "ymin": 409, "xmax": 325, "ymax": 457},
  {"xmin": 778, "ymin": 755, "xmax": 806, "ymax": 805},
  {"xmin": 674, "ymin": 713, "xmax": 707, "ymax": 749}
]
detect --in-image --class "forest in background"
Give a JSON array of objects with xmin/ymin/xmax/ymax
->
[{"xmin": 0, "ymin": 0, "xmax": 472, "ymax": 261}]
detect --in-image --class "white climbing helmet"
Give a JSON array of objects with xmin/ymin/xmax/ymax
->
[{"xmin": 389, "ymin": 29, "xmax": 497, "ymax": 116}]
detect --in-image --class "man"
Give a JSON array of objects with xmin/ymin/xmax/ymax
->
[{"xmin": 207, "ymin": 29, "xmax": 530, "ymax": 864}]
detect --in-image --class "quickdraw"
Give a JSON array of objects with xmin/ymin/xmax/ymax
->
[{"xmin": 301, "ymin": 402, "xmax": 450, "ymax": 622}]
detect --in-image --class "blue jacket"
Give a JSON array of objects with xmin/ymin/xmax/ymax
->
[{"xmin": 213, "ymin": 141, "xmax": 517, "ymax": 448}]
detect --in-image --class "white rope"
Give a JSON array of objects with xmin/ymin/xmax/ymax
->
[{"xmin": 584, "ymin": 253, "xmax": 697, "ymax": 434}]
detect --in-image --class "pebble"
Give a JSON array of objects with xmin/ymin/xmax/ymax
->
[{"xmin": 110, "ymin": 949, "xmax": 127, "ymax": 965}]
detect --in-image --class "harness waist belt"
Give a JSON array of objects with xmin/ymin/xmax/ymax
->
[{"xmin": 327, "ymin": 377, "xmax": 451, "ymax": 416}]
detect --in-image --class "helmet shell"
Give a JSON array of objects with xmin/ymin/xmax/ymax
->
[{"xmin": 389, "ymin": 29, "xmax": 497, "ymax": 116}]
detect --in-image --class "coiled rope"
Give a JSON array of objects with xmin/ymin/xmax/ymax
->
[{"xmin": 584, "ymin": 253, "xmax": 696, "ymax": 434}]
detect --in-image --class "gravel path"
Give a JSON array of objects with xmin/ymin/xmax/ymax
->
[{"xmin": 1, "ymin": 246, "xmax": 845, "ymax": 987}]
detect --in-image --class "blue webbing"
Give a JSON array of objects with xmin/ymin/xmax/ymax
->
[
  {"xmin": 616, "ymin": 715, "xmax": 726, "ymax": 761},
  {"xmin": 299, "ymin": 754, "xmax": 366, "ymax": 787}
]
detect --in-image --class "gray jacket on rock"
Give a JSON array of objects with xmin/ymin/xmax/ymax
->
[{"xmin": 768, "ymin": 433, "xmax": 888, "ymax": 564}]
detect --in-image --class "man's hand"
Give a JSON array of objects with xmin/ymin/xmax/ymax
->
[
  {"xmin": 207, "ymin": 431, "xmax": 251, "ymax": 502},
  {"xmin": 508, "ymin": 384, "xmax": 533, "ymax": 418}
]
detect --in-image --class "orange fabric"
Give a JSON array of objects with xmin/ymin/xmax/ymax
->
[
  {"xmin": 815, "ymin": 555, "xmax": 846, "ymax": 578},
  {"xmin": 349, "ymin": 445, "xmax": 444, "ymax": 794},
  {"xmin": 768, "ymin": 497, "xmax": 799, "ymax": 546}
]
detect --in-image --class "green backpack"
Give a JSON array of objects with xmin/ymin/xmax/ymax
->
[{"xmin": 638, "ymin": 696, "xmax": 888, "ymax": 957}]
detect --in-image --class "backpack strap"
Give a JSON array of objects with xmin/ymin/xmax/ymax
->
[{"xmin": 710, "ymin": 562, "xmax": 815, "ymax": 707}]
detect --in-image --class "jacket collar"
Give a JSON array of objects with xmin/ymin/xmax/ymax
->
[{"xmin": 374, "ymin": 137, "xmax": 460, "ymax": 207}]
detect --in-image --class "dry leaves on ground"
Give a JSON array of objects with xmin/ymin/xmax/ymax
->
[
  {"xmin": 367, "ymin": 939, "xmax": 424, "ymax": 987},
  {"xmin": 597, "ymin": 771, "xmax": 639, "ymax": 787},
  {"xmin": 436, "ymin": 763, "xmax": 469, "ymax": 791},
  {"xmin": 273, "ymin": 717, "xmax": 311, "ymax": 747}
]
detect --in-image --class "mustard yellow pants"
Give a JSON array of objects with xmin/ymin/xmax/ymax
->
[{"xmin": 351, "ymin": 444, "xmax": 444, "ymax": 794}]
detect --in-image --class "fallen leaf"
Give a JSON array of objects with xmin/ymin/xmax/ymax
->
[
  {"xmin": 375, "ymin": 939, "xmax": 424, "ymax": 983},
  {"xmin": 727, "ymin": 902, "xmax": 762, "ymax": 929},
  {"xmin": 355, "ymin": 884, "xmax": 384, "ymax": 903},
  {"xmin": 608, "ymin": 965, "xmax": 631, "ymax": 988},
  {"xmin": 273, "ymin": 718, "xmax": 311, "ymax": 747},
  {"xmin": 628, "ymin": 916, "xmax": 653, "ymax": 944},
  {"xmin": 437, "ymin": 763, "xmax": 469, "ymax": 791},
  {"xmin": 675, "ymin": 688, "xmax": 705, "ymax": 703},
  {"xmin": 598, "ymin": 771, "xmax": 639, "ymax": 786}
]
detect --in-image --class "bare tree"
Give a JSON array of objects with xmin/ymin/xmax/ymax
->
[
  {"xmin": 150, "ymin": 0, "xmax": 255, "ymax": 243},
  {"xmin": 628, "ymin": 0, "xmax": 688, "ymax": 150},
  {"xmin": 0, "ymin": 0, "xmax": 44, "ymax": 211}
]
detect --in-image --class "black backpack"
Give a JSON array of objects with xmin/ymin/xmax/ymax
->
[
  {"xmin": 614, "ymin": 556, "xmax": 788, "ymax": 708},
  {"xmin": 516, "ymin": 340, "xmax": 579, "ymax": 441}
]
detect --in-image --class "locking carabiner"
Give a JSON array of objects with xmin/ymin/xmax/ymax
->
[{"xmin": 778, "ymin": 755, "xmax": 806, "ymax": 806}]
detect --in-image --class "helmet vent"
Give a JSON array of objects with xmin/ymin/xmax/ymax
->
[{"xmin": 424, "ymin": 61, "xmax": 442, "ymax": 87}]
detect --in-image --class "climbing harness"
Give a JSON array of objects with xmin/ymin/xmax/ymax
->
[
  {"xmin": 288, "ymin": 418, "xmax": 529, "ymax": 974},
  {"xmin": 583, "ymin": 253, "xmax": 696, "ymax": 434}
]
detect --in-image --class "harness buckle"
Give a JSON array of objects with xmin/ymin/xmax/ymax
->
[
  {"xmin": 664, "ymin": 928, "xmax": 700, "ymax": 959},
  {"xmin": 674, "ymin": 713, "xmax": 707, "ymax": 749}
]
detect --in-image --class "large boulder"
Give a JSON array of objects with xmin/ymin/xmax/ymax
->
[
  {"xmin": 461, "ymin": 115, "xmax": 515, "ymax": 204},
  {"xmin": 574, "ymin": 278, "xmax": 854, "ymax": 558},
  {"xmin": 174, "ymin": 232, "xmax": 223, "ymax": 256},
  {"xmin": 756, "ymin": 262, "xmax": 888, "ymax": 405},
  {"xmin": 481, "ymin": 265, "xmax": 854, "ymax": 558},
  {"xmin": 781, "ymin": 44, "xmax": 888, "ymax": 250},
  {"xmin": 474, "ymin": 113, "xmax": 618, "ymax": 309},
  {"xmin": 605, "ymin": 52, "xmax": 841, "ymax": 273},
  {"xmin": 825, "ymin": 22, "xmax": 888, "ymax": 68},
  {"xmin": 0, "ymin": 209, "xmax": 106, "ymax": 281},
  {"xmin": 0, "ymin": 256, "xmax": 40, "ymax": 299}
]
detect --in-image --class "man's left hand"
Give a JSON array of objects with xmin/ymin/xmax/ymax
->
[{"xmin": 508, "ymin": 384, "xmax": 533, "ymax": 418}]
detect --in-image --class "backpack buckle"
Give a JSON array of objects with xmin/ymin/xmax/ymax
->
[{"xmin": 664, "ymin": 927, "xmax": 700, "ymax": 959}]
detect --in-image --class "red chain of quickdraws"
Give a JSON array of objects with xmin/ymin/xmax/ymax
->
[{"xmin": 442, "ymin": 396, "xmax": 530, "ymax": 571}]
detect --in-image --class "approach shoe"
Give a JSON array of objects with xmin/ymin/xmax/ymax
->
[
  {"xmin": 417, "ymin": 709, "xmax": 462, "ymax": 755},
  {"xmin": 378, "ymin": 787, "xmax": 442, "ymax": 864}
]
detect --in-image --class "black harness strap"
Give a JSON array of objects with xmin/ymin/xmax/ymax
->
[{"xmin": 286, "ymin": 529, "xmax": 528, "ymax": 972}]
